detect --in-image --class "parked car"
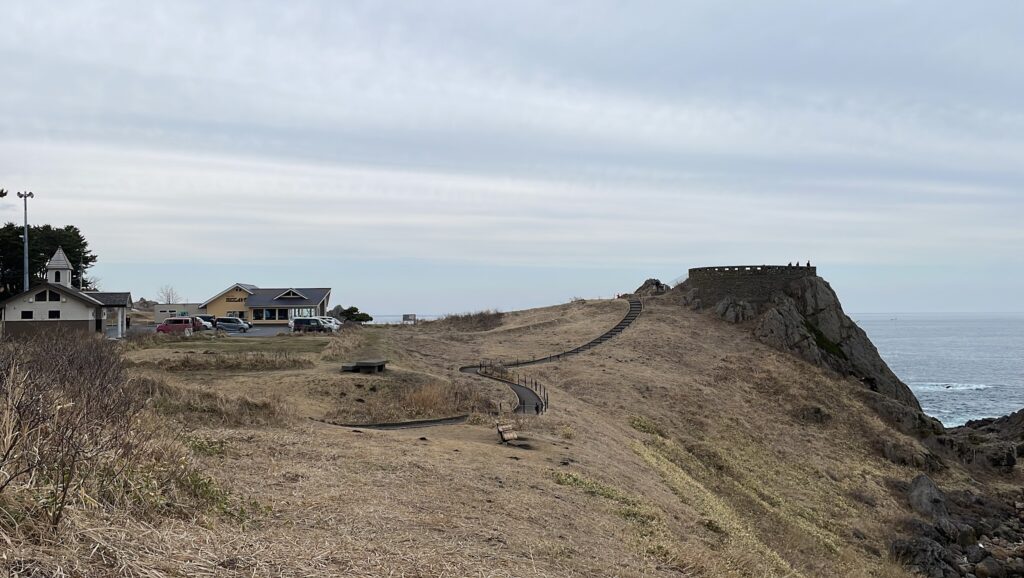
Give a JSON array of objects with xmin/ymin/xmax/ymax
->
[
  {"xmin": 157, "ymin": 317, "xmax": 195, "ymax": 336},
  {"xmin": 318, "ymin": 316, "xmax": 341, "ymax": 331},
  {"xmin": 196, "ymin": 314, "xmax": 217, "ymax": 328},
  {"xmin": 292, "ymin": 317, "xmax": 329, "ymax": 333},
  {"xmin": 193, "ymin": 316, "xmax": 213, "ymax": 330},
  {"xmin": 216, "ymin": 317, "xmax": 249, "ymax": 332}
]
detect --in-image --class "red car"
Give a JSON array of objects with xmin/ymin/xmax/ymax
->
[{"xmin": 156, "ymin": 317, "xmax": 196, "ymax": 336}]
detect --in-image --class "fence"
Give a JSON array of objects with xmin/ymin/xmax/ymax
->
[{"xmin": 477, "ymin": 360, "xmax": 549, "ymax": 415}]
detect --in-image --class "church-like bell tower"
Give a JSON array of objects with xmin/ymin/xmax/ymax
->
[{"xmin": 45, "ymin": 247, "xmax": 73, "ymax": 287}]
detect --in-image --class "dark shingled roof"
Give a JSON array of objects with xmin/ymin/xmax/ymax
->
[
  {"xmin": 0, "ymin": 282, "xmax": 103, "ymax": 307},
  {"xmin": 244, "ymin": 288, "xmax": 331, "ymax": 309},
  {"xmin": 85, "ymin": 292, "xmax": 133, "ymax": 307}
]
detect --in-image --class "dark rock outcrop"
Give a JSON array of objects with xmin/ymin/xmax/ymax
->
[
  {"xmin": 752, "ymin": 276, "xmax": 922, "ymax": 410},
  {"xmin": 634, "ymin": 278, "xmax": 671, "ymax": 297},
  {"xmin": 936, "ymin": 408, "xmax": 1024, "ymax": 474},
  {"xmin": 713, "ymin": 296, "xmax": 755, "ymax": 324},
  {"xmin": 976, "ymin": 557, "xmax": 1008, "ymax": 578},
  {"xmin": 889, "ymin": 537, "xmax": 961, "ymax": 578},
  {"xmin": 882, "ymin": 440, "xmax": 944, "ymax": 472},
  {"xmin": 892, "ymin": 480, "xmax": 1024, "ymax": 578},
  {"xmin": 928, "ymin": 432, "xmax": 1018, "ymax": 474},
  {"xmin": 908, "ymin": 475, "xmax": 950, "ymax": 520},
  {"xmin": 677, "ymin": 284, "xmax": 702, "ymax": 310}
]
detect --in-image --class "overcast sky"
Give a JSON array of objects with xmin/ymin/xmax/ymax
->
[{"xmin": 1, "ymin": 1, "xmax": 1022, "ymax": 315}]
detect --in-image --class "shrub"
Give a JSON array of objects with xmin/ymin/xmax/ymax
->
[
  {"xmin": 804, "ymin": 321, "xmax": 847, "ymax": 360},
  {"xmin": 432, "ymin": 310, "xmax": 504, "ymax": 332},
  {"xmin": 0, "ymin": 333, "xmax": 269, "ymax": 543},
  {"xmin": 0, "ymin": 332, "xmax": 177, "ymax": 528},
  {"xmin": 559, "ymin": 425, "xmax": 577, "ymax": 439}
]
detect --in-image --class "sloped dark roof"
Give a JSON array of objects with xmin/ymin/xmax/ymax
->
[
  {"xmin": 85, "ymin": 292, "xmax": 133, "ymax": 307},
  {"xmin": 0, "ymin": 282, "xmax": 103, "ymax": 308},
  {"xmin": 244, "ymin": 288, "xmax": 331, "ymax": 308}
]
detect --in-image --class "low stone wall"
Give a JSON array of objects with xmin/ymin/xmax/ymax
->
[{"xmin": 687, "ymin": 265, "xmax": 817, "ymax": 306}]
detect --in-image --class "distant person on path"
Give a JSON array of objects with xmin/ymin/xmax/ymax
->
[{"xmin": 535, "ymin": 403, "xmax": 541, "ymax": 415}]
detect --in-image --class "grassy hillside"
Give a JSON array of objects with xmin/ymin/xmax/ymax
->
[{"xmin": 7, "ymin": 295, "xmax": 1015, "ymax": 576}]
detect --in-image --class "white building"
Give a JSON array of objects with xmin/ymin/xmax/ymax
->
[
  {"xmin": 0, "ymin": 247, "xmax": 133, "ymax": 339},
  {"xmin": 153, "ymin": 303, "xmax": 201, "ymax": 323}
]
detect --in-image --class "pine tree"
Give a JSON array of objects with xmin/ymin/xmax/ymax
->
[{"xmin": 0, "ymin": 223, "xmax": 98, "ymax": 296}]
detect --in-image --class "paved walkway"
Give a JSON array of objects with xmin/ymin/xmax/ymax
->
[
  {"xmin": 324, "ymin": 297, "xmax": 644, "ymax": 428},
  {"xmin": 461, "ymin": 297, "xmax": 643, "ymax": 414}
]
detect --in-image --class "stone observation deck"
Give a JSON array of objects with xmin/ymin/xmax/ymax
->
[{"xmin": 687, "ymin": 264, "xmax": 817, "ymax": 307}]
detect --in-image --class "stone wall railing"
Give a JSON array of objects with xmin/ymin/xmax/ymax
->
[
  {"xmin": 686, "ymin": 264, "xmax": 817, "ymax": 306},
  {"xmin": 688, "ymin": 265, "xmax": 816, "ymax": 278}
]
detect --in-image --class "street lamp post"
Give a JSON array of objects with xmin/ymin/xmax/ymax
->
[{"xmin": 17, "ymin": 191, "xmax": 34, "ymax": 292}]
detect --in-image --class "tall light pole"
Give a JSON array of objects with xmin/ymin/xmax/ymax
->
[{"xmin": 17, "ymin": 191, "xmax": 34, "ymax": 292}]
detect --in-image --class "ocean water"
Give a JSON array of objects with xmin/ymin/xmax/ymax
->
[{"xmin": 855, "ymin": 313, "xmax": 1024, "ymax": 427}]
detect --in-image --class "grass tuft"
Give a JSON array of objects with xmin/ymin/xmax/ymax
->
[
  {"xmin": 139, "ymin": 351, "xmax": 314, "ymax": 372},
  {"xmin": 629, "ymin": 415, "xmax": 666, "ymax": 437},
  {"xmin": 430, "ymin": 310, "xmax": 504, "ymax": 332},
  {"xmin": 143, "ymin": 378, "xmax": 293, "ymax": 426}
]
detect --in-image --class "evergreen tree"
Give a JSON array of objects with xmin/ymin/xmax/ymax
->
[
  {"xmin": 0, "ymin": 223, "xmax": 98, "ymax": 297},
  {"xmin": 327, "ymin": 305, "xmax": 373, "ymax": 323}
]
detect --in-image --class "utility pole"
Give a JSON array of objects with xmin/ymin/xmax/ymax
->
[{"xmin": 17, "ymin": 191, "xmax": 34, "ymax": 292}]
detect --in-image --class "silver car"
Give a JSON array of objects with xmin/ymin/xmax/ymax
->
[{"xmin": 216, "ymin": 317, "xmax": 249, "ymax": 332}]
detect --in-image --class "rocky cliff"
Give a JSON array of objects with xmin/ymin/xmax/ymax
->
[
  {"xmin": 673, "ymin": 273, "xmax": 1024, "ymax": 575},
  {"xmin": 680, "ymin": 274, "xmax": 922, "ymax": 411},
  {"xmin": 679, "ymin": 272, "xmax": 1024, "ymax": 473},
  {"xmin": 753, "ymin": 276, "xmax": 922, "ymax": 410}
]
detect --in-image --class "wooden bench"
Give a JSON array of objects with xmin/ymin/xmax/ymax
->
[
  {"xmin": 496, "ymin": 422, "xmax": 519, "ymax": 444},
  {"xmin": 341, "ymin": 359, "xmax": 388, "ymax": 374}
]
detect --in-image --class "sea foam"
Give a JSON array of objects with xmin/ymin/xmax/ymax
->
[{"xmin": 912, "ymin": 382, "xmax": 991, "ymax": 392}]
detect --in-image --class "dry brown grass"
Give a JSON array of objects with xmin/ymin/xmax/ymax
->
[
  {"xmin": 320, "ymin": 325, "xmax": 377, "ymax": 361},
  {"xmin": 5, "ymin": 297, "xmax": 947, "ymax": 576},
  {"xmin": 427, "ymin": 309, "xmax": 505, "ymax": 332},
  {"xmin": 137, "ymin": 351, "xmax": 315, "ymax": 372},
  {"xmin": 122, "ymin": 330, "xmax": 227, "ymax": 350},
  {"xmin": 144, "ymin": 378, "xmax": 293, "ymax": 426},
  {"xmin": 321, "ymin": 370, "xmax": 486, "ymax": 423}
]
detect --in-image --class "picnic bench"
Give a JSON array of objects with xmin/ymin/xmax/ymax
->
[
  {"xmin": 341, "ymin": 359, "xmax": 388, "ymax": 374},
  {"xmin": 496, "ymin": 422, "xmax": 519, "ymax": 444}
]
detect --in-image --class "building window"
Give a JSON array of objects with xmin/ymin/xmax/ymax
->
[
  {"xmin": 21, "ymin": 311, "xmax": 33, "ymax": 320},
  {"xmin": 35, "ymin": 291, "xmax": 47, "ymax": 301},
  {"xmin": 48, "ymin": 290, "xmax": 61, "ymax": 302},
  {"xmin": 48, "ymin": 310, "xmax": 61, "ymax": 319},
  {"xmin": 54, "ymin": 271, "xmax": 61, "ymax": 283},
  {"xmin": 265, "ymin": 308, "xmax": 277, "ymax": 321},
  {"xmin": 252, "ymin": 309, "xmax": 264, "ymax": 321},
  {"xmin": 278, "ymin": 308, "xmax": 288, "ymax": 320}
]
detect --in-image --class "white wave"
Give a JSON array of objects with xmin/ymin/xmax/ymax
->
[{"xmin": 911, "ymin": 382, "xmax": 992, "ymax": 392}]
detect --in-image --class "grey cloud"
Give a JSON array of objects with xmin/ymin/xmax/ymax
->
[{"xmin": 0, "ymin": 0, "xmax": 1022, "ymax": 313}]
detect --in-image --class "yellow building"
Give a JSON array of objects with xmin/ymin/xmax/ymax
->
[{"xmin": 201, "ymin": 283, "xmax": 331, "ymax": 325}]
